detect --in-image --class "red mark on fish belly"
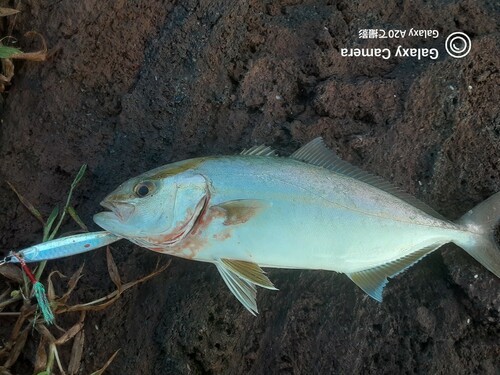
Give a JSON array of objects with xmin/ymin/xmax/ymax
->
[
  {"xmin": 143, "ymin": 198, "xmax": 265, "ymax": 260},
  {"xmin": 84, "ymin": 244, "xmax": 90, "ymax": 248},
  {"xmin": 167, "ymin": 198, "xmax": 227, "ymax": 259},
  {"xmin": 135, "ymin": 194, "xmax": 212, "ymax": 258}
]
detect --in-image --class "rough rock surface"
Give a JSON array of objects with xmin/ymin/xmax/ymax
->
[{"xmin": 0, "ymin": 0, "xmax": 498, "ymax": 374}]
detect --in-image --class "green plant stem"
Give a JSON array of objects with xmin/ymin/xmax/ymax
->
[
  {"xmin": 35, "ymin": 164, "xmax": 87, "ymax": 281},
  {"xmin": 48, "ymin": 193, "xmax": 73, "ymax": 241},
  {"xmin": 34, "ymin": 260, "xmax": 47, "ymax": 283},
  {"xmin": 48, "ymin": 164, "xmax": 86, "ymax": 241},
  {"xmin": 22, "ymin": 272, "xmax": 30, "ymax": 298},
  {"xmin": 46, "ymin": 343, "xmax": 55, "ymax": 375}
]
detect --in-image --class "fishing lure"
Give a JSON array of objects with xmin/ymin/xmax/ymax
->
[
  {"xmin": 0, "ymin": 231, "xmax": 121, "ymax": 324},
  {"xmin": 2, "ymin": 231, "xmax": 121, "ymax": 264}
]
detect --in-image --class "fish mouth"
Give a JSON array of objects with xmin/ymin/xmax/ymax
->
[{"xmin": 99, "ymin": 200, "xmax": 136, "ymax": 222}]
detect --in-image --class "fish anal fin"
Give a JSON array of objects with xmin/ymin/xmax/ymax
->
[
  {"xmin": 290, "ymin": 137, "xmax": 447, "ymax": 220},
  {"xmin": 348, "ymin": 271, "xmax": 388, "ymax": 302},
  {"xmin": 347, "ymin": 244, "xmax": 443, "ymax": 302},
  {"xmin": 240, "ymin": 145, "xmax": 277, "ymax": 157},
  {"xmin": 215, "ymin": 262, "xmax": 258, "ymax": 315},
  {"xmin": 221, "ymin": 259, "xmax": 277, "ymax": 290},
  {"xmin": 214, "ymin": 200, "xmax": 268, "ymax": 226}
]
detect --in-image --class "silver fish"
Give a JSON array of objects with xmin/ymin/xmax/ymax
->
[{"xmin": 94, "ymin": 138, "xmax": 500, "ymax": 314}]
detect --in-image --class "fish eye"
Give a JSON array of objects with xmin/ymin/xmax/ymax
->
[{"xmin": 134, "ymin": 181, "xmax": 156, "ymax": 198}]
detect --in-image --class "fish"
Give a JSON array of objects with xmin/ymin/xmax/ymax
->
[{"xmin": 93, "ymin": 138, "xmax": 500, "ymax": 314}]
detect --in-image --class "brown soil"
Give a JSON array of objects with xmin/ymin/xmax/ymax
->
[{"xmin": 1, "ymin": 0, "xmax": 499, "ymax": 374}]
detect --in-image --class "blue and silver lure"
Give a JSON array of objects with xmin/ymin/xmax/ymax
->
[
  {"xmin": 0, "ymin": 231, "xmax": 120, "ymax": 324},
  {"xmin": 2, "ymin": 231, "xmax": 120, "ymax": 264}
]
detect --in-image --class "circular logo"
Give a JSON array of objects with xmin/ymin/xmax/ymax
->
[{"xmin": 445, "ymin": 32, "xmax": 471, "ymax": 58}]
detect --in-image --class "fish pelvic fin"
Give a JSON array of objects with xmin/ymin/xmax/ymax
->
[
  {"xmin": 215, "ymin": 259, "xmax": 277, "ymax": 315},
  {"xmin": 456, "ymin": 191, "xmax": 500, "ymax": 278},
  {"xmin": 215, "ymin": 262, "xmax": 258, "ymax": 315},
  {"xmin": 221, "ymin": 259, "xmax": 277, "ymax": 290},
  {"xmin": 347, "ymin": 243, "xmax": 444, "ymax": 302}
]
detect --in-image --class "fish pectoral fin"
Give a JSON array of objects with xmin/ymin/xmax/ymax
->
[
  {"xmin": 213, "ymin": 200, "xmax": 269, "ymax": 226},
  {"xmin": 347, "ymin": 243, "xmax": 444, "ymax": 302},
  {"xmin": 215, "ymin": 262, "xmax": 259, "ymax": 315},
  {"xmin": 221, "ymin": 259, "xmax": 277, "ymax": 290}
]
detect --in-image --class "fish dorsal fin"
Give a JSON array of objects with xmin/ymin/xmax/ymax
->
[
  {"xmin": 240, "ymin": 145, "xmax": 277, "ymax": 157},
  {"xmin": 347, "ymin": 243, "xmax": 443, "ymax": 302},
  {"xmin": 215, "ymin": 262, "xmax": 259, "ymax": 315},
  {"xmin": 290, "ymin": 138, "xmax": 446, "ymax": 220},
  {"xmin": 221, "ymin": 259, "xmax": 277, "ymax": 290}
]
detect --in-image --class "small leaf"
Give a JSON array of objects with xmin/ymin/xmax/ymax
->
[
  {"xmin": 7, "ymin": 181, "xmax": 45, "ymax": 225},
  {"xmin": 54, "ymin": 312, "xmax": 85, "ymax": 345},
  {"xmin": 0, "ymin": 7, "xmax": 20, "ymax": 17},
  {"xmin": 37, "ymin": 324, "xmax": 56, "ymax": 344},
  {"xmin": 67, "ymin": 206, "xmax": 88, "ymax": 232},
  {"xmin": 68, "ymin": 330, "xmax": 85, "ymax": 375},
  {"xmin": 0, "ymin": 45, "xmax": 22, "ymax": 58},
  {"xmin": 0, "ymin": 264, "xmax": 23, "ymax": 284},
  {"xmin": 89, "ymin": 349, "xmax": 120, "ymax": 375},
  {"xmin": 106, "ymin": 247, "xmax": 122, "ymax": 290},
  {"xmin": 55, "ymin": 264, "xmax": 84, "ymax": 305},
  {"xmin": 33, "ymin": 336, "xmax": 48, "ymax": 374},
  {"xmin": 59, "ymin": 263, "xmax": 84, "ymax": 304},
  {"xmin": 43, "ymin": 206, "xmax": 60, "ymax": 241},
  {"xmin": 2, "ymin": 58, "xmax": 14, "ymax": 82},
  {"xmin": 46, "ymin": 270, "xmax": 62, "ymax": 302}
]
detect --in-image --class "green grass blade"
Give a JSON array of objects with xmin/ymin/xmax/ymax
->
[
  {"xmin": 7, "ymin": 181, "xmax": 45, "ymax": 225},
  {"xmin": 43, "ymin": 206, "xmax": 59, "ymax": 241},
  {"xmin": 34, "ymin": 260, "xmax": 47, "ymax": 283},
  {"xmin": 71, "ymin": 164, "xmax": 87, "ymax": 189},
  {"xmin": 49, "ymin": 164, "xmax": 87, "ymax": 240},
  {"xmin": 0, "ymin": 45, "xmax": 22, "ymax": 58},
  {"xmin": 67, "ymin": 206, "xmax": 88, "ymax": 232}
]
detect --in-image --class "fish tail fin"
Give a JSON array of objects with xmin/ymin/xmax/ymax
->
[{"xmin": 456, "ymin": 191, "xmax": 500, "ymax": 278}]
